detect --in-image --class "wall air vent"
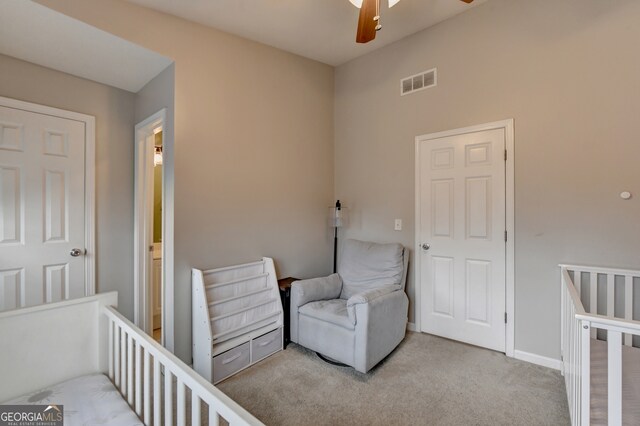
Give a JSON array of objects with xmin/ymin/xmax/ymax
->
[{"xmin": 401, "ymin": 68, "xmax": 437, "ymax": 96}]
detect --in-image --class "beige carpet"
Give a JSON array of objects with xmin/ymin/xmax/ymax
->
[{"xmin": 217, "ymin": 332, "xmax": 570, "ymax": 426}]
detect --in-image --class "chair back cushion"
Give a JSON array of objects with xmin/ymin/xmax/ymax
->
[{"xmin": 338, "ymin": 239, "xmax": 405, "ymax": 299}]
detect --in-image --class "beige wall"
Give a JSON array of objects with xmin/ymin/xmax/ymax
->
[
  {"xmin": 38, "ymin": 0, "xmax": 335, "ymax": 362},
  {"xmin": 34, "ymin": 0, "xmax": 640, "ymax": 363},
  {"xmin": 0, "ymin": 53, "xmax": 137, "ymax": 319},
  {"xmin": 335, "ymin": 0, "xmax": 640, "ymax": 359}
]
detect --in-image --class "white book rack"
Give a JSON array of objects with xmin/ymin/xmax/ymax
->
[{"xmin": 192, "ymin": 258, "xmax": 283, "ymax": 384}]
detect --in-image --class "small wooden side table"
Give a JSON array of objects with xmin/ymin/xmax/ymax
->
[{"xmin": 278, "ymin": 277, "xmax": 298, "ymax": 349}]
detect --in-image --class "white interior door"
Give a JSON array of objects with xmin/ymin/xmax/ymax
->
[
  {"xmin": 0, "ymin": 105, "xmax": 87, "ymax": 311},
  {"xmin": 418, "ymin": 128, "xmax": 506, "ymax": 352}
]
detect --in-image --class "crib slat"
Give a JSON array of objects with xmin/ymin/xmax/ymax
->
[
  {"xmin": 560, "ymin": 277, "xmax": 566, "ymax": 375},
  {"xmin": 191, "ymin": 396, "xmax": 201, "ymax": 426},
  {"xmin": 144, "ymin": 349, "xmax": 151, "ymax": 425},
  {"xmin": 580, "ymin": 322, "xmax": 590, "ymax": 426},
  {"xmin": 608, "ymin": 331, "xmax": 622, "ymax": 426},
  {"xmin": 209, "ymin": 406, "xmax": 220, "ymax": 426},
  {"xmin": 127, "ymin": 334, "xmax": 134, "ymax": 405},
  {"xmin": 566, "ymin": 294, "xmax": 571, "ymax": 416},
  {"xmin": 154, "ymin": 357, "xmax": 161, "ymax": 426},
  {"xmin": 625, "ymin": 275, "xmax": 633, "ymax": 346},
  {"xmin": 121, "ymin": 329, "xmax": 127, "ymax": 391},
  {"xmin": 108, "ymin": 320, "xmax": 114, "ymax": 380},
  {"xmin": 589, "ymin": 273, "xmax": 597, "ymax": 339},
  {"xmin": 565, "ymin": 282, "xmax": 571, "ymax": 416},
  {"xmin": 575, "ymin": 313, "xmax": 581, "ymax": 426},
  {"xmin": 114, "ymin": 325, "xmax": 120, "ymax": 387},
  {"xmin": 606, "ymin": 274, "xmax": 614, "ymax": 319},
  {"xmin": 135, "ymin": 342, "xmax": 142, "ymax": 416},
  {"xmin": 569, "ymin": 297, "xmax": 573, "ymax": 420},
  {"xmin": 576, "ymin": 320, "xmax": 579, "ymax": 426},
  {"xmin": 570, "ymin": 308, "xmax": 574, "ymax": 423},
  {"xmin": 165, "ymin": 370, "xmax": 173, "ymax": 426},
  {"xmin": 177, "ymin": 380, "xmax": 186, "ymax": 426}
]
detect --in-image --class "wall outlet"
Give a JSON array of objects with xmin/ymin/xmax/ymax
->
[{"xmin": 394, "ymin": 219, "xmax": 402, "ymax": 231}]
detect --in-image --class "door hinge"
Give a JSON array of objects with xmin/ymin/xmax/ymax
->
[
  {"xmin": 504, "ymin": 312, "xmax": 508, "ymax": 324},
  {"xmin": 504, "ymin": 230, "xmax": 508, "ymax": 242},
  {"xmin": 504, "ymin": 150, "xmax": 507, "ymax": 161}
]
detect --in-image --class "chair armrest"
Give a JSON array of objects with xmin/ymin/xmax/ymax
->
[
  {"xmin": 289, "ymin": 274, "xmax": 342, "ymax": 345},
  {"xmin": 346, "ymin": 285, "xmax": 402, "ymax": 308},
  {"xmin": 290, "ymin": 274, "xmax": 342, "ymax": 309},
  {"xmin": 353, "ymin": 290, "xmax": 409, "ymax": 372}
]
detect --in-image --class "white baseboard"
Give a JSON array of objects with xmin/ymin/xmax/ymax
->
[
  {"xmin": 407, "ymin": 322, "xmax": 417, "ymax": 332},
  {"xmin": 514, "ymin": 350, "xmax": 562, "ymax": 371}
]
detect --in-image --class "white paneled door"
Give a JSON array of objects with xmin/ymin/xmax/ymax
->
[
  {"xmin": 0, "ymin": 105, "xmax": 88, "ymax": 312},
  {"xmin": 418, "ymin": 128, "xmax": 506, "ymax": 352}
]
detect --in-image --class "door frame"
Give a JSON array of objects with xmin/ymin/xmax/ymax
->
[
  {"xmin": 0, "ymin": 96, "xmax": 96, "ymax": 296},
  {"xmin": 134, "ymin": 109, "xmax": 166, "ymax": 343},
  {"xmin": 414, "ymin": 119, "xmax": 515, "ymax": 357}
]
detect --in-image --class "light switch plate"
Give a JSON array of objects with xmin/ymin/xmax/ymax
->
[{"xmin": 394, "ymin": 219, "xmax": 402, "ymax": 231}]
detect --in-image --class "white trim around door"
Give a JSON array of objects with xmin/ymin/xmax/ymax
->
[
  {"xmin": 414, "ymin": 119, "xmax": 515, "ymax": 357},
  {"xmin": 134, "ymin": 109, "xmax": 168, "ymax": 346},
  {"xmin": 0, "ymin": 96, "xmax": 96, "ymax": 295}
]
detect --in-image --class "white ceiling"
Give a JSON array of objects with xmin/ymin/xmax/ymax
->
[
  {"xmin": 0, "ymin": 0, "xmax": 172, "ymax": 93},
  {"xmin": 125, "ymin": 0, "xmax": 487, "ymax": 66}
]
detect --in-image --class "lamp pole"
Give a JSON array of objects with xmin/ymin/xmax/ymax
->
[{"xmin": 333, "ymin": 200, "xmax": 341, "ymax": 273}]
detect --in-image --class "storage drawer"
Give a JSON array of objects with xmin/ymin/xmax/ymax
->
[
  {"xmin": 252, "ymin": 328, "xmax": 282, "ymax": 362},
  {"xmin": 213, "ymin": 342, "xmax": 250, "ymax": 383}
]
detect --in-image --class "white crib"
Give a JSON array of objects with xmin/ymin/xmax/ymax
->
[
  {"xmin": 0, "ymin": 292, "xmax": 263, "ymax": 426},
  {"xmin": 560, "ymin": 264, "xmax": 640, "ymax": 426}
]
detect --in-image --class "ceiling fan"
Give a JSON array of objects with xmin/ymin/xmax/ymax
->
[{"xmin": 350, "ymin": 0, "xmax": 475, "ymax": 44}]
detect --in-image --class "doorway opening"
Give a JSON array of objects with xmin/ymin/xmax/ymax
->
[
  {"xmin": 152, "ymin": 129, "xmax": 163, "ymax": 342},
  {"xmin": 134, "ymin": 109, "xmax": 166, "ymax": 344}
]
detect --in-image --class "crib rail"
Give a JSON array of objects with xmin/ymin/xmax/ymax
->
[
  {"xmin": 561, "ymin": 264, "xmax": 640, "ymax": 426},
  {"xmin": 104, "ymin": 306, "xmax": 263, "ymax": 426}
]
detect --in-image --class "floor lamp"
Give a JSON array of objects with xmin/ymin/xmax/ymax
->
[
  {"xmin": 329, "ymin": 200, "xmax": 347, "ymax": 273},
  {"xmin": 318, "ymin": 200, "xmax": 351, "ymax": 367}
]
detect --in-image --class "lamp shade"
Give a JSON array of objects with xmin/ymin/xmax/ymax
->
[{"xmin": 328, "ymin": 203, "xmax": 348, "ymax": 228}]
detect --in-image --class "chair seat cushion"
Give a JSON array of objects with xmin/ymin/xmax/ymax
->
[{"xmin": 299, "ymin": 299, "xmax": 355, "ymax": 330}]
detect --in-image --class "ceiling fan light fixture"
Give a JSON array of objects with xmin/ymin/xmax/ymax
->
[
  {"xmin": 349, "ymin": 0, "xmax": 400, "ymax": 8},
  {"xmin": 355, "ymin": 0, "xmax": 474, "ymax": 44}
]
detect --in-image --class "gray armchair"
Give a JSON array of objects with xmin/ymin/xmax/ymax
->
[{"xmin": 290, "ymin": 239, "xmax": 409, "ymax": 373}]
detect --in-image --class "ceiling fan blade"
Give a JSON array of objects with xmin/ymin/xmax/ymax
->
[
  {"xmin": 460, "ymin": 0, "xmax": 474, "ymax": 3},
  {"xmin": 356, "ymin": 0, "xmax": 378, "ymax": 44}
]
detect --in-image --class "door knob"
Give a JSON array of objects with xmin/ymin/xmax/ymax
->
[
  {"xmin": 70, "ymin": 248, "xmax": 83, "ymax": 257},
  {"xmin": 421, "ymin": 243, "xmax": 430, "ymax": 251}
]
